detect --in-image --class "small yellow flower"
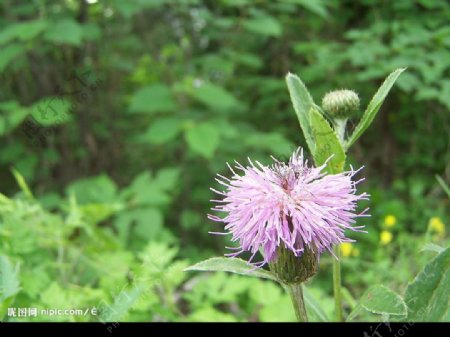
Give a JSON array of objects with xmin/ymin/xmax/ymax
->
[
  {"xmin": 352, "ymin": 248, "xmax": 360, "ymax": 257},
  {"xmin": 428, "ymin": 217, "xmax": 445, "ymax": 237},
  {"xmin": 384, "ymin": 215, "xmax": 396, "ymax": 228},
  {"xmin": 380, "ymin": 230, "xmax": 393, "ymax": 246},
  {"xmin": 340, "ymin": 242, "xmax": 354, "ymax": 257}
]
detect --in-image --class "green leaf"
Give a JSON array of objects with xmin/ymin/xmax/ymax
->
[
  {"xmin": 435, "ymin": 175, "xmax": 450, "ymax": 198},
  {"xmin": 190, "ymin": 82, "xmax": 238, "ymax": 111},
  {"xmin": 243, "ymin": 16, "xmax": 282, "ymax": 37},
  {"xmin": 133, "ymin": 208, "xmax": 164, "ymax": 240},
  {"xmin": 281, "ymin": 0, "xmax": 328, "ymax": 18},
  {"xmin": 66, "ymin": 174, "xmax": 117, "ymax": 204},
  {"xmin": 31, "ymin": 97, "xmax": 72, "ymax": 126},
  {"xmin": 153, "ymin": 167, "xmax": 180, "ymax": 191},
  {"xmin": 346, "ymin": 68, "xmax": 406, "ymax": 148},
  {"xmin": 303, "ymin": 286, "xmax": 329, "ymax": 322},
  {"xmin": 309, "ymin": 107, "xmax": 346, "ymax": 173},
  {"xmin": 129, "ymin": 84, "xmax": 177, "ymax": 114},
  {"xmin": 0, "ymin": 20, "xmax": 48, "ymax": 45},
  {"xmin": 185, "ymin": 257, "xmax": 277, "ymax": 281},
  {"xmin": 0, "ymin": 101, "xmax": 29, "ymax": 135},
  {"xmin": 185, "ymin": 122, "xmax": 220, "ymax": 158},
  {"xmin": 404, "ymin": 246, "xmax": 450, "ymax": 321},
  {"xmin": 0, "ymin": 44, "xmax": 25, "ymax": 72},
  {"xmin": 11, "ymin": 168, "xmax": 34, "ymax": 199},
  {"xmin": 44, "ymin": 19, "xmax": 83, "ymax": 46},
  {"xmin": 285, "ymin": 73, "xmax": 316, "ymax": 154},
  {"xmin": 360, "ymin": 285, "xmax": 407, "ymax": 317},
  {"xmin": 421, "ymin": 243, "xmax": 445, "ymax": 254},
  {"xmin": 140, "ymin": 117, "xmax": 182, "ymax": 144},
  {"xmin": 98, "ymin": 285, "xmax": 143, "ymax": 322},
  {"xmin": 0, "ymin": 255, "xmax": 21, "ymax": 301}
]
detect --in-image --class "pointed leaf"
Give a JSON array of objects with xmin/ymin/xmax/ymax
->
[
  {"xmin": 185, "ymin": 257, "xmax": 277, "ymax": 281},
  {"xmin": 190, "ymin": 82, "xmax": 238, "ymax": 111},
  {"xmin": 435, "ymin": 175, "xmax": 450, "ymax": 198},
  {"xmin": 11, "ymin": 168, "xmax": 33, "ymax": 199},
  {"xmin": 346, "ymin": 68, "xmax": 406, "ymax": 148},
  {"xmin": 185, "ymin": 122, "xmax": 220, "ymax": 158},
  {"xmin": 309, "ymin": 107, "xmax": 346, "ymax": 173},
  {"xmin": 285, "ymin": 73, "xmax": 316, "ymax": 154}
]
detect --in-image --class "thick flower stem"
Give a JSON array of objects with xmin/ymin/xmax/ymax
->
[
  {"xmin": 285, "ymin": 283, "xmax": 308, "ymax": 322},
  {"xmin": 333, "ymin": 245, "xmax": 343, "ymax": 321}
]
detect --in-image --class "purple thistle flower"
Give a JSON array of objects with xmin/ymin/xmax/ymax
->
[{"xmin": 208, "ymin": 148, "xmax": 369, "ymax": 267}]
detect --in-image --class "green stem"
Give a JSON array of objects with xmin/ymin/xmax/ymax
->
[
  {"xmin": 333, "ymin": 118, "xmax": 347, "ymax": 145},
  {"xmin": 333, "ymin": 245, "xmax": 343, "ymax": 321},
  {"xmin": 286, "ymin": 283, "xmax": 308, "ymax": 322}
]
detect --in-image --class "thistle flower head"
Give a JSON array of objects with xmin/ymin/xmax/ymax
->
[
  {"xmin": 209, "ymin": 148, "xmax": 369, "ymax": 268},
  {"xmin": 322, "ymin": 89, "xmax": 360, "ymax": 119}
]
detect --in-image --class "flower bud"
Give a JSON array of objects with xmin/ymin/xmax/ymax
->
[
  {"xmin": 321, "ymin": 89, "xmax": 360, "ymax": 119},
  {"xmin": 269, "ymin": 245, "xmax": 318, "ymax": 284}
]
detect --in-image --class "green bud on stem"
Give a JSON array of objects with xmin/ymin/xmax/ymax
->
[{"xmin": 322, "ymin": 89, "xmax": 360, "ymax": 119}]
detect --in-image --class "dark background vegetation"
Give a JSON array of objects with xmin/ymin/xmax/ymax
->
[{"xmin": 0, "ymin": 0, "xmax": 448, "ymax": 322}]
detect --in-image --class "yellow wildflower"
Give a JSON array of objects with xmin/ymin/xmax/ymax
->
[
  {"xmin": 384, "ymin": 215, "xmax": 396, "ymax": 228},
  {"xmin": 340, "ymin": 242, "xmax": 353, "ymax": 257},
  {"xmin": 428, "ymin": 217, "xmax": 445, "ymax": 237},
  {"xmin": 380, "ymin": 230, "xmax": 393, "ymax": 245}
]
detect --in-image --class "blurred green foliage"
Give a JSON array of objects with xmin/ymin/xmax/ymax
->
[{"xmin": 0, "ymin": 0, "xmax": 448, "ymax": 322}]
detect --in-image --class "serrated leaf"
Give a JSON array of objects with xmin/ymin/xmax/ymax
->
[
  {"xmin": 66, "ymin": 174, "xmax": 117, "ymax": 204},
  {"xmin": 285, "ymin": 73, "xmax": 316, "ymax": 154},
  {"xmin": 185, "ymin": 122, "xmax": 220, "ymax": 158},
  {"xmin": 0, "ymin": 255, "xmax": 21, "ymax": 301},
  {"xmin": 346, "ymin": 68, "xmax": 405, "ymax": 148},
  {"xmin": 185, "ymin": 257, "xmax": 277, "ymax": 281},
  {"xmin": 360, "ymin": 285, "xmax": 407, "ymax": 317},
  {"xmin": 404, "ymin": 246, "xmax": 450, "ymax": 321},
  {"xmin": 98, "ymin": 285, "xmax": 143, "ymax": 322},
  {"xmin": 309, "ymin": 107, "xmax": 346, "ymax": 173}
]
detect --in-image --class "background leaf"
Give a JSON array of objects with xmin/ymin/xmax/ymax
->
[
  {"xmin": 190, "ymin": 82, "xmax": 238, "ymax": 111},
  {"xmin": 129, "ymin": 84, "xmax": 176, "ymax": 114},
  {"xmin": 243, "ymin": 16, "xmax": 282, "ymax": 37},
  {"xmin": 185, "ymin": 122, "xmax": 220, "ymax": 158},
  {"xmin": 44, "ymin": 19, "xmax": 83, "ymax": 46},
  {"xmin": 0, "ymin": 255, "xmax": 21, "ymax": 301}
]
